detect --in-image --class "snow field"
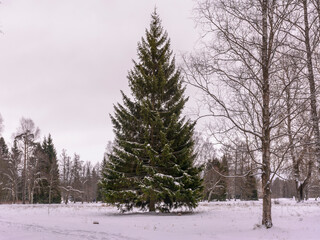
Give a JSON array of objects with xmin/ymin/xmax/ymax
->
[{"xmin": 0, "ymin": 199, "xmax": 319, "ymax": 240}]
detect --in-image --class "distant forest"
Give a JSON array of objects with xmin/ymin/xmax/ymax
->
[
  {"xmin": 0, "ymin": 117, "xmax": 105, "ymax": 204},
  {"xmin": 1, "ymin": 116, "xmax": 318, "ymax": 205}
]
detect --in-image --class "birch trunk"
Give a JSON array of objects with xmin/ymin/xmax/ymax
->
[
  {"xmin": 302, "ymin": 0, "xmax": 320, "ymax": 166},
  {"xmin": 261, "ymin": 0, "xmax": 272, "ymax": 228},
  {"xmin": 22, "ymin": 140, "xmax": 27, "ymax": 204}
]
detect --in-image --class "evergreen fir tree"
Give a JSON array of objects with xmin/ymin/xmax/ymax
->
[
  {"xmin": 32, "ymin": 143, "xmax": 47, "ymax": 203},
  {"xmin": 84, "ymin": 164, "xmax": 92, "ymax": 202},
  {"xmin": 97, "ymin": 156, "xmax": 107, "ymax": 202},
  {"xmin": 44, "ymin": 135, "xmax": 61, "ymax": 203},
  {"xmin": 220, "ymin": 155, "xmax": 229, "ymax": 199},
  {"xmin": 101, "ymin": 11, "xmax": 202, "ymax": 212},
  {"xmin": 91, "ymin": 166, "xmax": 99, "ymax": 202},
  {"xmin": 8, "ymin": 140, "xmax": 21, "ymax": 203},
  {"xmin": 0, "ymin": 137, "xmax": 9, "ymax": 201},
  {"xmin": 71, "ymin": 154, "xmax": 82, "ymax": 202},
  {"xmin": 203, "ymin": 158, "xmax": 228, "ymax": 201},
  {"xmin": 244, "ymin": 174, "xmax": 258, "ymax": 200},
  {"xmin": 34, "ymin": 135, "xmax": 61, "ymax": 203},
  {"xmin": 0, "ymin": 137, "xmax": 9, "ymax": 157}
]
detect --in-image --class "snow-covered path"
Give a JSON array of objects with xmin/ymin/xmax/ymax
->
[{"xmin": 0, "ymin": 200, "xmax": 319, "ymax": 240}]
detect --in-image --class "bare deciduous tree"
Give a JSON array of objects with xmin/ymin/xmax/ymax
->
[
  {"xmin": 184, "ymin": 0, "xmax": 296, "ymax": 228},
  {"xmin": 15, "ymin": 117, "xmax": 40, "ymax": 204},
  {"xmin": 284, "ymin": 0, "xmax": 320, "ymax": 170},
  {"xmin": 60, "ymin": 149, "xmax": 73, "ymax": 204}
]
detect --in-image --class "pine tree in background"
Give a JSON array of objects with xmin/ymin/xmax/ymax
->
[
  {"xmin": 34, "ymin": 135, "xmax": 61, "ymax": 204},
  {"xmin": 0, "ymin": 137, "xmax": 10, "ymax": 201},
  {"xmin": 44, "ymin": 135, "xmax": 61, "ymax": 203},
  {"xmin": 203, "ymin": 158, "xmax": 228, "ymax": 201},
  {"xmin": 71, "ymin": 154, "xmax": 82, "ymax": 202},
  {"xmin": 97, "ymin": 156, "xmax": 107, "ymax": 202},
  {"xmin": 101, "ymin": 11, "xmax": 202, "ymax": 212},
  {"xmin": 91, "ymin": 165, "xmax": 99, "ymax": 202},
  {"xmin": 220, "ymin": 155, "xmax": 229, "ymax": 200},
  {"xmin": 31, "ymin": 143, "xmax": 46, "ymax": 204},
  {"xmin": 0, "ymin": 137, "xmax": 9, "ymax": 157},
  {"xmin": 244, "ymin": 174, "xmax": 258, "ymax": 200},
  {"xmin": 8, "ymin": 140, "xmax": 21, "ymax": 203}
]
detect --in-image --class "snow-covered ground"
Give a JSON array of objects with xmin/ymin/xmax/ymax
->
[{"xmin": 0, "ymin": 199, "xmax": 319, "ymax": 240}]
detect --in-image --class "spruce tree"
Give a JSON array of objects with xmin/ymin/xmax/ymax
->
[
  {"xmin": 203, "ymin": 158, "xmax": 228, "ymax": 201},
  {"xmin": 8, "ymin": 140, "xmax": 21, "ymax": 203},
  {"xmin": 71, "ymin": 154, "xmax": 82, "ymax": 202},
  {"xmin": 34, "ymin": 135, "xmax": 61, "ymax": 204},
  {"xmin": 0, "ymin": 137, "xmax": 9, "ymax": 157},
  {"xmin": 97, "ymin": 156, "xmax": 107, "ymax": 202},
  {"xmin": 44, "ymin": 135, "xmax": 61, "ymax": 203},
  {"xmin": 101, "ymin": 11, "xmax": 202, "ymax": 212},
  {"xmin": 244, "ymin": 174, "xmax": 258, "ymax": 200},
  {"xmin": 0, "ymin": 137, "xmax": 9, "ymax": 201}
]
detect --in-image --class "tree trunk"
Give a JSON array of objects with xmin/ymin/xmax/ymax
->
[
  {"xmin": 298, "ymin": 160, "xmax": 313, "ymax": 202},
  {"xmin": 64, "ymin": 190, "xmax": 69, "ymax": 204},
  {"xmin": 286, "ymin": 84, "xmax": 303, "ymax": 202},
  {"xmin": 298, "ymin": 185, "xmax": 303, "ymax": 202},
  {"xmin": 234, "ymin": 149, "xmax": 238, "ymax": 200},
  {"xmin": 22, "ymin": 140, "xmax": 27, "ymax": 204},
  {"xmin": 149, "ymin": 195, "xmax": 156, "ymax": 212},
  {"xmin": 303, "ymin": 0, "xmax": 320, "ymax": 167},
  {"xmin": 28, "ymin": 183, "xmax": 33, "ymax": 204},
  {"xmin": 11, "ymin": 187, "xmax": 15, "ymax": 204},
  {"xmin": 14, "ymin": 182, "xmax": 18, "ymax": 203},
  {"xmin": 261, "ymin": 0, "xmax": 272, "ymax": 229},
  {"xmin": 49, "ymin": 186, "xmax": 52, "ymax": 204},
  {"xmin": 30, "ymin": 186, "xmax": 34, "ymax": 204},
  {"xmin": 261, "ymin": 144, "xmax": 272, "ymax": 228}
]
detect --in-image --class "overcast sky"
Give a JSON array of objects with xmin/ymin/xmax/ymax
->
[{"xmin": 0, "ymin": 0, "xmax": 199, "ymax": 164}]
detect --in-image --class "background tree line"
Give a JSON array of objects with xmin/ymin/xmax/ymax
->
[
  {"xmin": 0, "ymin": 116, "xmax": 103, "ymax": 204},
  {"xmin": 195, "ymin": 134, "xmax": 320, "ymax": 202},
  {"xmin": 2, "ymin": 116, "xmax": 317, "ymax": 205}
]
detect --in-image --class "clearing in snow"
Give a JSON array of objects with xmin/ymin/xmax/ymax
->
[{"xmin": 0, "ymin": 199, "xmax": 319, "ymax": 240}]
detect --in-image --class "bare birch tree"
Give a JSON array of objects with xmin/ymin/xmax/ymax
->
[
  {"xmin": 60, "ymin": 149, "xmax": 73, "ymax": 204},
  {"xmin": 282, "ymin": 0, "xmax": 320, "ymax": 170},
  {"xmin": 184, "ymin": 0, "xmax": 297, "ymax": 228},
  {"xmin": 276, "ymin": 53, "xmax": 315, "ymax": 201},
  {"xmin": 15, "ymin": 117, "xmax": 40, "ymax": 204}
]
